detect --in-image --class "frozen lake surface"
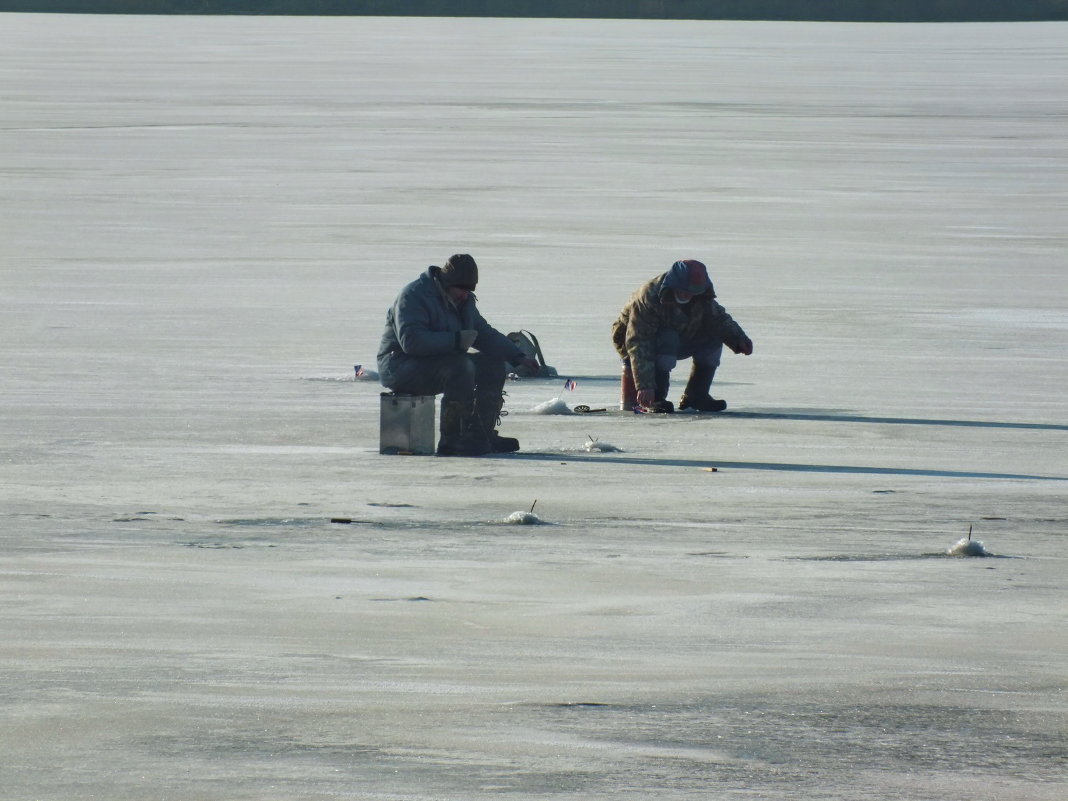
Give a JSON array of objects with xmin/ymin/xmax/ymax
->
[{"xmin": 2, "ymin": 13, "xmax": 1066, "ymax": 800}]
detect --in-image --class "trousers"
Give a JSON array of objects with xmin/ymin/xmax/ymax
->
[
  {"xmin": 381, "ymin": 351, "xmax": 507, "ymax": 405},
  {"xmin": 652, "ymin": 329, "xmax": 723, "ymax": 373}
]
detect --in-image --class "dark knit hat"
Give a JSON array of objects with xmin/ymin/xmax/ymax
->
[{"xmin": 439, "ymin": 254, "xmax": 478, "ymax": 290}]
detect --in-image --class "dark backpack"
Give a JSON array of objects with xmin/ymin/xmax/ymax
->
[{"xmin": 507, "ymin": 330, "xmax": 558, "ymax": 378}]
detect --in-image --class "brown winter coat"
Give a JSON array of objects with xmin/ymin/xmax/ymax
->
[{"xmin": 611, "ymin": 272, "xmax": 749, "ymax": 391}]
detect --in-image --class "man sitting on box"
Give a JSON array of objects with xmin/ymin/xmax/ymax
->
[{"xmin": 377, "ymin": 254, "xmax": 539, "ymax": 456}]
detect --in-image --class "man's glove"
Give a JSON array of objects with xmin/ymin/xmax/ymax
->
[
  {"xmin": 731, "ymin": 336, "xmax": 754, "ymax": 356},
  {"xmin": 457, "ymin": 329, "xmax": 478, "ymax": 351}
]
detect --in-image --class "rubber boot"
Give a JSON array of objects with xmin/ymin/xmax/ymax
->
[
  {"xmin": 474, "ymin": 392, "xmax": 520, "ymax": 453},
  {"xmin": 437, "ymin": 400, "xmax": 491, "ymax": 456},
  {"xmin": 679, "ymin": 363, "xmax": 727, "ymax": 412}
]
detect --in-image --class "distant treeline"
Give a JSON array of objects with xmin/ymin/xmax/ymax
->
[{"xmin": 3, "ymin": 0, "xmax": 1067, "ymax": 20}]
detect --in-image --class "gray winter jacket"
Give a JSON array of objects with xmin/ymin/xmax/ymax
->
[{"xmin": 377, "ymin": 266, "xmax": 525, "ymax": 385}]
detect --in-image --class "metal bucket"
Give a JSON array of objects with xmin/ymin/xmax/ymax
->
[{"xmin": 379, "ymin": 393, "xmax": 436, "ymax": 455}]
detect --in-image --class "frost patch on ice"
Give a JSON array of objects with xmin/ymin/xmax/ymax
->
[
  {"xmin": 531, "ymin": 397, "xmax": 573, "ymax": 415},
  {"xmin": 302, "ymin": 368, "xmax": 380, "ymax": 382},
  {"xmin": 947, "ymin": 536, "xmax": 994, "ymax": 557},
  {"xmin": 953, "ymin": 308, "xmax": 1068, "ymax": 330},
  {"xmin": 504, "ymin": 511, "xmax": 544, "ymax": 525},
  {"xmin": 217, "ymin": 517, "xmax": 325, "ymax": 528}
]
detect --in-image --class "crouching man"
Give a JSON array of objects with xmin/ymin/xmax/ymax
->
[
  {"xmin": 378, "ymin": 254, "xmax": 539, "ymax": 456},
  {"xmin": 612, "ymin": 259, "xmax": 753, "ymax": 413}
]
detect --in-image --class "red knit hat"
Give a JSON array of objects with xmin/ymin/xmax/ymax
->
[{"xmin": 667, "ymin": 259, "xmax": 711, "ymax": 295}]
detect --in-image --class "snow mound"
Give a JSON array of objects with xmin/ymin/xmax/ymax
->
[
  {"xmin": 531, "ymin": 397, "xmax": 572, "ymax": 415},
  {"xmin": 583, "ymin": 439, "xmax": 622, "ymax": 453},
  {"xmin": 947, "ymin": 537, "xmax": 993, "ymax": 557},
  {"xmin": 504, "ymin": 511, "xmax": 544, "ymax": 525}
]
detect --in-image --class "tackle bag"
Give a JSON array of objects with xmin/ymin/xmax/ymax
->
[{"xmin": 507, "ymin": 330, "xmax": 558, "ymax": 378}]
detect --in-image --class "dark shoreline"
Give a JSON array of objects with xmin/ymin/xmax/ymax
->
[{"xmin": 3, "ymin": 1, "xmax": 1067, "ymax": 22}]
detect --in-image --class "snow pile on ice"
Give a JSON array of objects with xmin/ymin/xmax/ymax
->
[
  {"xmin": 531, "ymin": 397, "xmax": 572, "ymax": 415},
  {"xmin": 947, "ymin": 537, "xmax": 993, "ymax": 557},
  {"xmin": 583, "ymin": 438, "xmax": 622, "ymax": 453},
  {"xmin": 504, "ymin": 510, "xmax": 543, "ymax": 525},
  {"xmin": 304, "ymin": 374, "xmax": 371, "ymax": 383}
]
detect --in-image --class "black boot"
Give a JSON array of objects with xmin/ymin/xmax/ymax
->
[
  {"xmin": 437, "ymin": 400, "xmax": 491, "ymax": 456},
  {"xmin": 649, "ymin": 369, "xmax": 674, "ymax": 413},
  {"xmin": 679, "ymin": 363, "xmax": 727, "ymax": 412},
  {"xmin": 474, "ymin": 392, "xmax": 520, "ymax": 453}
]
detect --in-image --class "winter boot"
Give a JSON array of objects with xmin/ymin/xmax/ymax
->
[
  {"xmin": 679, "ymin": 363, "xmax": 727, "ymax": 412},
  {"xmin": 437, "ymin": 400, "xmax": 491, "ymax": 456},
  {"xmin": 649, "ymin": 369, "xmax": 674, "ymax": 413},
  {"xmin": 474, "ymin": 392, "xmax": 520, "ymax": 453}
]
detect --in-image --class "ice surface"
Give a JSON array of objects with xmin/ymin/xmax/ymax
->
[{"xmin": 1, "ymin": 13, "xmax": 1067, "ymax": 801}]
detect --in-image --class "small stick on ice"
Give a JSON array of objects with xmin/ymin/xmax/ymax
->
[{"xmin": 530, "ymin": 499, "xmax": 537, "ymax": 514}]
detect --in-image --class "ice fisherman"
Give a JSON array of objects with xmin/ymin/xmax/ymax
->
[
  {"xmin": 612, "ymin": 259, "xmax": 753, "ymax": 413},
  {"xmin": 377, "ymin": 254, "xmax": 540, "ymax": 456}
]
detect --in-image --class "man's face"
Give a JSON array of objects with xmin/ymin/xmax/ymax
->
[{"xmin": 446, "ymin": 286, "xmax": 472, "ymax": 304}]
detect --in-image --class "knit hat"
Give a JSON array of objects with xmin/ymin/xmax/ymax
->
[
  {"xmin": 439, "ymin": 254, "xmax": 478, "ymax": 290},
  {"xmin": 665, "ymin": 259, "xmax": 712, "ymax": 295}
]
